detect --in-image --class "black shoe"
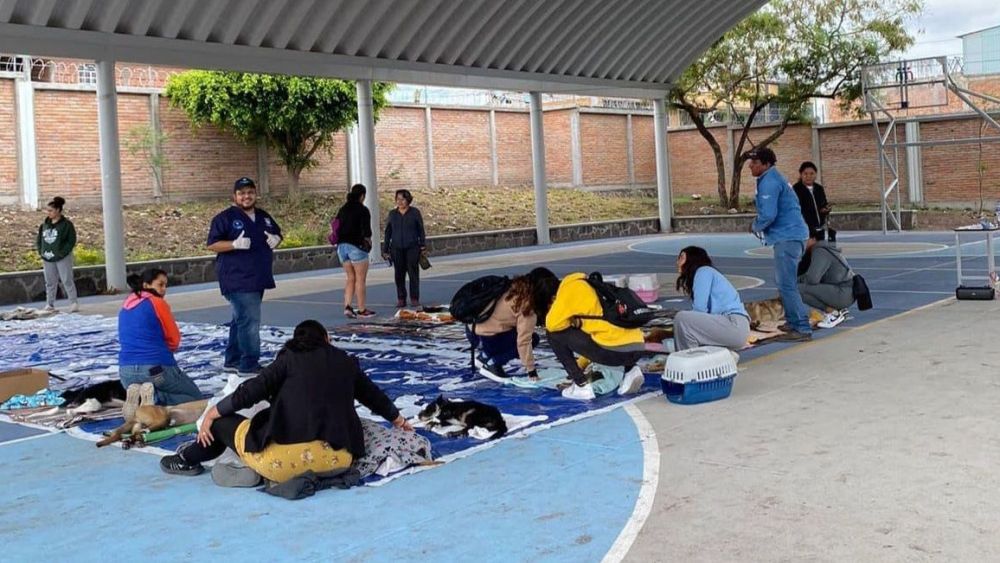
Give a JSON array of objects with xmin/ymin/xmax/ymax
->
[
  {"xmin": 775, "ymin": 330, "xmax": 812, "ymax": 342},
  {"xmin": 160, "ymin": 454, "xmax": 204, "ymax": 476}
]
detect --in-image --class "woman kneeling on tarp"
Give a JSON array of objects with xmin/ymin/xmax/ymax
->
[
  {"xmin": 468, "ymin": 267, "xmax": 560, "ymax": 381},
  {"xmin": 160, "ymin": 320, "xmax": 415, "ymax": 483},
  {"xmin": 672, "ymin": 246, "xmax": 751, "ymax": 352}
]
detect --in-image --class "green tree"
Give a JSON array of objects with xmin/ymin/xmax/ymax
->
[
  {"xmin": 123, "ymin": 124, "xmax": 169, "ymax": 199},
  {"xmin": 670, "ymin": 0, "xmax": 922, "ymax": 208},
  {"xmin": 165, "ymin": 71, "xmax": 390, "ymax": 196}
]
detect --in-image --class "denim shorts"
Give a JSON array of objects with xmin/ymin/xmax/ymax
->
[{"xmin": 337, "ymin": 243, "xmax": 370, "ymax": 264}]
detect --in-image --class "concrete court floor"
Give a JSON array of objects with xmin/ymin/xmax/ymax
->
[{"xmin": 9, "ymin": 230, "xmax": 1000, "ymax": 561}]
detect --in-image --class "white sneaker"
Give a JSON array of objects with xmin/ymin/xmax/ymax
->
[
  {"xmin": 817, "ymin": 310, "xmax": 846, "ymax": 329},
  {"xmin": 617, "ymin": 366, "xmax": 645, "ymax": 396},
  {"xmin": 43, "ymin": 304, "xmax": 56, "ymax": 312},
  {"xmin": 69, "ymin": 302, "xmax": 80, "ymax": 313},
  {"xmin": 561, "ymin": 382, "xmax": 596, "ymax": 401}
]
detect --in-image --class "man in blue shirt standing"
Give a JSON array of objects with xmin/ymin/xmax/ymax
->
[
  {"xmin": 748, "ymin": 148, "xmax": 812, "ymax": 341},
  {"xmin": 207, "ymin": 177, "xmax": 282, "ymax": 375}
]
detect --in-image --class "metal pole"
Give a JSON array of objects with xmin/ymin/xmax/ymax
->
[
  {"xmin": 653, "ymin": 98, "xmax": 673, "ymax": 233},
  {"xmin": 529, "ymin": 91, "xmax": 550, "ymax": 245},
  {"xmin": 356, "ymin": 80, "xmax": 381, "ymax": 257},
  {"xmin": 96, "ymin": 60, "xmax": 127, "ymax": 291}
]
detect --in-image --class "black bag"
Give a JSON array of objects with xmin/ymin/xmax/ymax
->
[
  {"xmin": 852, "ymin": 274, "xmax": 873, "ymax": 311},
  {"xmin": 450, "ymin": 275, "xmax": 512, "ymax": 325},
  {"xmin": 580, "ymin": 272, "xmax": 657, "ymax": 329}
]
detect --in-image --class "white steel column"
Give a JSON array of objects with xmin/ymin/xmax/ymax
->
[
  {"xmin": 96, "ymin": 60, "xmax": 127, "ymax": 291},
  {"xmin": 529, "ymin": 91, "xmax": 550, "ymax": 245},
  {"xmin": 488, "ymin": 109, "xmax": 499, "ymax": 186},
  {"xmin": 570, "ymin": 109, "xmax": 582, "ymax": 187},
  {"xmin": 424, "ymin": 105, "xmax": 435, "ymax": 190},
  {"xmin": 345, "ymin": 126, "xmax": 362, "ymax": 186},
  {"xmin": 356, "ymin": 80, "xmax": 381, "ymax": 256},
  {"xmin": 904, "ymin": 120, "xmax": 923, "ymax": 204},
  {"xmin": 13, "ymin": 55, "xmax": 38, "ymax": 209},
  {"xmin": 653, "ymin": 98, "xmax": 673, "ymax": 233}
]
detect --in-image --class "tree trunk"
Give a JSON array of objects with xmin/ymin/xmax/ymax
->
[
  {"xmin": 288, "ymin": 167, "xmax": 301, "ymax": 198},
  {"xmin": 677, "ymin": 104, "xmax": 728, "ymax": 205},
  {"xmin": 729, "ymin": 153, "xmax": 746, "ymax": 210}
]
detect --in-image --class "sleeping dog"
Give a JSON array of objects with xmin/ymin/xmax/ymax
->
[{"xmin": 96, "ymin": 399, "xmax": 208, "ymax": 448}]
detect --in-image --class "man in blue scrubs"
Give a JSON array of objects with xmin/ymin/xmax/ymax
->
[
  {"xmin": 748, "ymin": 147, "xmax": 812, "ymax": 342},
  {"xmin": 207, "ymin": 177, "xmax": 282, "ymax": 375}
]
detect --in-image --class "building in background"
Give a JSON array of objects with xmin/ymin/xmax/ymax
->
[{"xmin": 960, "ymin": 24, "xmax": 1000, "ymax": 76}]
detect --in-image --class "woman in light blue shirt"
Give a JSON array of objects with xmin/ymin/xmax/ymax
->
[{"xmin": 673, "ymin": 246, "xmax": 750, "ymax": 351}]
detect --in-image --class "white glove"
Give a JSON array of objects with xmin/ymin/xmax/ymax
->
[
  {"xmin": 266, "ymin": 232, "xmax": 282, "ymax": 249},
  {"xmin": 231, "ymin": 230, "xmax": 251, "ymax": 250}
]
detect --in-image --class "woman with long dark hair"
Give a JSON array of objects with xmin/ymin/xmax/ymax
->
[
  {"xmin": 382, "ymin": 189, "xmax": 427, "ymax": 309},
  {"xmin": 160, "ymin": 320, "xmax": 418, "ymax": 483},
  {"xmin": 37, "ymin": 196, "xmax": 79, "ymax": 312},
  {"xmin": 118, "ymin": 268, "xmax": 202, "ymax": 418},
  {"xmin": 467, "ymin": 267, "xmax": 560, "ymax": 381},
  {"xmin": 333, "ymin": 183, "xmax": 375, "ymax": 318},
  {"xmin": 673, "ymin": 246, "xmax": 750, "ymax": 352}
]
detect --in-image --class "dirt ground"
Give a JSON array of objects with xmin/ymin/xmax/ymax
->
[{"xmin": 0, "ymin": 187, "xmax": 981, "ymax": 273}]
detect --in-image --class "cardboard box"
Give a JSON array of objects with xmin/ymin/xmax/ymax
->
[{"xmin": 0, "ymin": 368, "xmax": 50, "ymax": 403}]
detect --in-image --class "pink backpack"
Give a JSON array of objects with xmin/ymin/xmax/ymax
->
[{"xmin": 328, "ymin": 217, "xmax": 341, "ymax": 246}]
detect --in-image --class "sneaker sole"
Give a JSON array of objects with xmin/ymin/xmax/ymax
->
[
  {"xmin": 477, "ymin": 366, "xmax": 507, "ymax": 384},
  {"xmin": 123, "ymin": 384, "xmax": 141, "ymax": 421},
  {"xmin": 160, "ymin": 463, "xmax": 204, "ymax": 477},
  {"xmin": 139, "ymin": 382, "xmax": 155, "ymax": 407},
  {"xmin": 618, "ymin": 373, "xmax": 645, "ymax": 396}
]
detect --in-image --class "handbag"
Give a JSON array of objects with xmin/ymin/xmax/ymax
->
[
  {"xmin": 852, "ymin": 274, "xmax": 873, "ymax": 311},
  {"xmin": 418, "ymin": 252, "xmax": 432, "ymax": 270}
]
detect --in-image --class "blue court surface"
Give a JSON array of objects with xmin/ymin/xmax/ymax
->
[{"xmin": 0, "ymin": 231, "xmax": 989, "ymax": 561}]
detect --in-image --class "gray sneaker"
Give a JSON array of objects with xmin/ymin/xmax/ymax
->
[{"xmin": 211, "ymin": 462, "xmax": 262, "ymax": 488}]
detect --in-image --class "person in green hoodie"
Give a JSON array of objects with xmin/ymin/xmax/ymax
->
[{"xmin": 36, "ymin": 196, "xmax": 79, "ymax": 312}]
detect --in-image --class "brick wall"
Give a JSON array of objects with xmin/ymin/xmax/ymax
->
[
  {"xmin": 921, "ymin": 117, "xmax": 1000, "ymax": 203},
  {"xmin": 376, "ymin": 106, "xmax": 428, "ymax": 190},
  {"xmin": 668, "ymin": 125, "xmax": 731, "ymax": 197},
  {"xmin": 494, "ymin": 110, "xmax": 532, "ymax": 186},
  {"xmin": 631, "ymin": 115, "xmax": 657, "ymax": 184},
  {"xmin": 267, "ymin": 131, "xmax": 349, "ymax": 195},
  {"xmin": 580, "ymin": 112, "xmax": 629, "ymax": 186},
  {"xmin": 0, "ymin": 79, "xmax": 17, "ymax": 199},
  {"xmin": 818, "ymin": 122, "xmax": 909, "ymax": 203},
  {"xmin": 430, "ymin": 108, "xmax": 492, "ymax": 187},
  {"xmin": 544, "ymin": 109, "xmax": 573, "ymax": 186}
]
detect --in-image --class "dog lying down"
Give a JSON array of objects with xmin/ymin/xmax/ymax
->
[
  {"xmin": 417, "ymin": 395, "xmax": 507, "ymax": 440},
  {"xmin": 96, "ymin": 399, "xmax": 208, "ymax": 448},
  {"xmin": 744, "ymin": 296, "xmax": 785, "ymax": 331}
]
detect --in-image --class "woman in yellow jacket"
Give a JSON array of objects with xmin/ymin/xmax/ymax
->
[{"xmin": 545, "ymin": 273, "xmax": 649, "ymax": 400}]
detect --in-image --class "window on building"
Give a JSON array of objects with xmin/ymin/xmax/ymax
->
[{"xmin": 78, "ymin": 63, "xmax": 97, "ymax": 85}]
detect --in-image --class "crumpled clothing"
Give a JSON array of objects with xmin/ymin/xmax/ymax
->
[
  {"xmin": 259, "ymin": 468, "xmax": 362, "ymax": 500},
  {"xmin": 0, "ymin": 306, "xmax": 58, "ymax": 321},
  {"xmin": 352, "ymin": 418, "xmax": 433, "ymax": 479},
  {"xmin": 0, "ymin": 389, "xmax": 65, "ymax": 410}
]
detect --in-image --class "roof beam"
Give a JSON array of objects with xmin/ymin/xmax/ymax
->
[
  {"xmin": 214, "ymin": 0, "xmax": 258, "ymax": 45},
  {"xmin": 288, "ymin": 0, "xmax": 342, "ymax": 52}
]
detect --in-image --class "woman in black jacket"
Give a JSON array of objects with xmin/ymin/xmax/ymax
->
[
  {"xmin": 334, "ymin": 184, "xmax": 375, "ymax": 319},
  {"xmin": 382, "ymin": 189, "xmax": 427, "ymax": 308},
  {"xmin": 160, "ymin": 320, "xmax": 413, "ymax": 482},
  {"xmin": 792, "ymin": 161, "xmax": 835, "ymax": 242}
]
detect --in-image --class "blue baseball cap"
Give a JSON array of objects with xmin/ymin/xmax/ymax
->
[{"xmin": 233, "ymin": 177, "xmax": 256, "ymax": 191}]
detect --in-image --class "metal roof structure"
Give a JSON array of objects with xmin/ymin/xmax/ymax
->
[{"xmin": 0, "ymin": 0, "xmax": 766, "ymax": 98}]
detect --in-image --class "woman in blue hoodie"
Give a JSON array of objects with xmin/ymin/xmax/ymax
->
[{"xmin": 672, "ymin": 246, "xmax": 750, "ymax": 352}]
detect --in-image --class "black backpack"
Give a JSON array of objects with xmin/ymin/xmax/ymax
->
[
  {"xmin": 450, "ymin": 275, "xmax": 512, "ymax": 324},
  {"xmin": 450, "ymin": 275, "xmax": 513, "ymax": 369},
  {"xmin": 579, "ymin": 272, "xmax": 657, "ymax": 329}
]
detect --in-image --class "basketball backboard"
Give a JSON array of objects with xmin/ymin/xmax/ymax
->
[{"xmin": 862, "ymin": 56, "xmax": 950, "ymax": 112}]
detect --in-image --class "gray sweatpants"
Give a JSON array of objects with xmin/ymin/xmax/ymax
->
[
  {"xmin": 673, "ymin": 311, "xmax": 751, "ymax": 351},
  {"xmin": 798, "ymin": 282, "xmax": 852, "ymax": 312},
  {"xmin": 42, "ymin": 254, "xmax": 78, "ymax": 306}
]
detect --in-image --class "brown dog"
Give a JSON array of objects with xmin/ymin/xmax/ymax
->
[
  {"xmin": 745, "ymin": 297, "xmax": 785, "ymax": 330},
  {"xmin": 96, "ymin": 399, "xmax": 208, "ymax": 448}
]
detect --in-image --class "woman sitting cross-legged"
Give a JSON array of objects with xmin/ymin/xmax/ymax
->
[
  {"xmin": 672, "ymin": 246, "xmax": 751, "ymax": 353},
  {"xmin": 159, "ymin": 320, "xmax": 414, "ymax": 483}
]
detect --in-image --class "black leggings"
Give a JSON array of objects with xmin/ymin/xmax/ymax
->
[
  {"xmin": 391, "ymin": 246, "xmax": 421, "ymax": 302},
  {"xmin": 179, "ymin": 414, "xmax": 246, "ymax": 464},
  {"xmin": 548, "ymin": 328, "xmax": 652, "ymax": 385}
]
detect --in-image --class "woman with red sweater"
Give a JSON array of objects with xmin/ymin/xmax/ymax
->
[{"xmin": 118, "ymin": 269, "xmax": 201, "ymax": 408}]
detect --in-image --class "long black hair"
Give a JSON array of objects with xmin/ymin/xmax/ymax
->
[
  {"xmin": 281, "ymin": 319, "xmax": 329, "ymax": 353},
  {"xmin": 126, "ymin": 268, "xmax": 168, "ymax": 297},
  {"xmin": 675, "ymin": 246, "xmax": 713, "ymax": 297},
  {"xmin": 347, "ymin": 183, "xmax": 366, "ymax": 204},
  {"xmin": 528, "ymin": 267, "xmax": 560, "ymax": 325}
]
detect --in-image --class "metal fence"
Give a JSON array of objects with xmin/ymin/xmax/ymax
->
[{"xmin": 0, "ymin": 55, "xmax": 177, "ymax": 89}]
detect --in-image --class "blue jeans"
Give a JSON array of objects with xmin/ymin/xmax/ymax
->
[
  {"xmin": 466, "ymin": 328, "xmax": 540, "ymax": 368},
  {"xmin": 224, "ymin": 291, "xmax": 263, "ymax": 372},
  {"xmin": 119, "ymin": 364, "xmax": 202, "ymax": 405},
  {"xmin": 773, "ymin": 240, "xmax": 812, "ymax": 334}
]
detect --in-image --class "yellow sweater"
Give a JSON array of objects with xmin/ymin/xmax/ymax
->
[{"xmin": 545, "ymin": 273, "xmax": 644, "ymax": 348}]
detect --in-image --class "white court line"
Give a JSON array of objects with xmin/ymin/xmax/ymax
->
[
  {"xmin": 602, "ymin": 403, "xmax": 660, "ymax": 563},
  {"xmin": 0, "ymin": 430, "xmax": 62, "ymax": 447}
]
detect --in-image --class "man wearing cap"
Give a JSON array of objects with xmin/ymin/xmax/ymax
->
[
  {"xmin": 207, "ymin": 177, "xmax": 282, "ymax": 375},
  {"xmin": 748, "ymin": 147, "xmax": 812, "ymax": 342}
]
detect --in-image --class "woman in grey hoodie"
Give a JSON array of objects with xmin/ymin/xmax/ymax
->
[{"xmin": 797, "ymin": 237, "xmax": 854, "ymax": 327}]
